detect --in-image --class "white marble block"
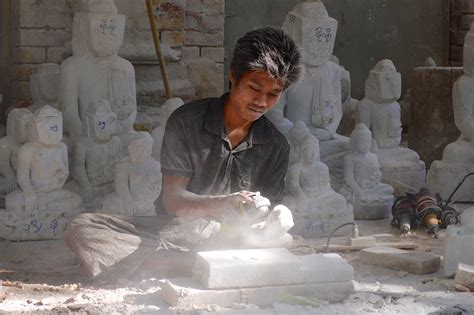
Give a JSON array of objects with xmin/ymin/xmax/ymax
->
[
  {"xmin": 443, "ymin": 207, "xmax": 474, "ymax": 276},
  {"xmin": 282, "ymin": 122, "xmax": 353, "ymax": 237},
  {"xmin": 0, "ymin": 106, "xmax": 83, "ymax": 241},
  {"xmin": 340, "ymin": 124, "xmax": 394, "ymax": 219},
  {"xmin": 193, "ymin": 248, "xmax": 353, "ymax": 289},
  {"xmin": 359, "ymin": 59, "xmax": 426, "ymax": 190},
  {"xmin": 59, "ymin": 1, "xmax": 137, "ymax": 147},
  {"xmin": 267, "ymin": 1, "xmax": 350, "ymax": 190},
  {"xmin": 428, "ymin": 24, "xmax": 474, "ymax": 201},
  {"xmin": 100, "ymin": 132, "xmax": 162, "ymax": 217}
]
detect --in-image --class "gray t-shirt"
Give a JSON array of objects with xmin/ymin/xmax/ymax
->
[{"xmin": 160, "ymin": 93, "xmax": 290, "ymax": 206}]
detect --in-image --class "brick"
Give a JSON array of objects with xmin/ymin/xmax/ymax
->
[
  {"xmin": 452, "ymin": 0, "xmax": 474, "ymax": 14},
  {"xmin": 455, "ymin": 263, "xmax": 474, "ymax": 288},
  {"xmin": 200, "ymin": 47, "xmax": 224, "ymax": 62},
  {"xmin": 182, "ymin": 46, "xmax": 200, "ymax": 60},
  {"xmin": 161, "ymin": 277, "xmax": 353, "ymax": 308},
  {"xmin": 12, "ymin": 64, "xmax": 38, "ymax": 81},
  {"xmin": 12, "ymin": 47, "xmax": 46, "ymax": 63},
  {"xmin": 155, "ymin": 14, "xmax": 184, "ymax": 30},
  {"xmin": 451, "ymin": 45, "xmax": 464, "ymax": 61},
  {"xmin": 451, "ymin": 29, "xmax": 468, "ymax": 46},
  {"xmin": 18, "ymin": 12, "xmax": 72, "ymax": 28},
  {"xmin": 459, "ymin": 14, "xmax": 474, "ymax": 29},
  {"xmin": 161, "ymin": 31, "xmax": 184, "ymax": 47},
  {"xmin": 360, "ymin": 247, "xmax": 441, "ymax": 274},
  {"xmin": 184, "ymin": 12, "xmax": 201, "ymax": 30},
  {"xmin": 184, "ymin": 31, "xmax": 223, "ymax": 46},
  {"xmin": 47, "ymin": 47, "xmax": 72, "ymax": 63},
  {"xmin": 186, "ymin": 0, "xmax": 224, "ymax": 14},
  {"xmin": 16, "ymin": 29, "xmax": 70, "ymax": 47},
  {"xmin": 201, "ymin": 14, "xmax": 224, "ymax": 30}
]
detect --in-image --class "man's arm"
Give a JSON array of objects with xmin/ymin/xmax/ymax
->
[{"xmin": 162, "ymin": 175, "xmax": 252, "ymax": 221}]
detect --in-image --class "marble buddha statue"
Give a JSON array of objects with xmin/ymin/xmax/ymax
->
[
  {"xmin": 100, "ymin": 132, "xmax": 162, "ymax": 217},
  {"xmin": 5, "ymin": 106, "xmax": 82, "ymax": 213},
  {"xmin": 339, "ymin": 124, "xmax": 394, "ymax": 219},
  {"xmin": 359, "ymin": 59, "xmax": 425, "ymax": 189},
  {"xmin": 282, "ymin": 128, "xmax": 353, "ymax": 237},
  {"xmin": 59, "ymin": 0, "xmax": 137, "ymax": 147},
  {"xmin": 71, "ymin": 99, "xmax": 123, "ymax": 210},
  {"xmin": 0, "ymin": 109, "xmax": 33, "ymax": 206},
  {"xmin": 267, "ymin": 1, "xmax": 350, "ymax": 189},
  {"xmin": 428, "ymin": 24, "xmax": 474, "ymax": 200}
]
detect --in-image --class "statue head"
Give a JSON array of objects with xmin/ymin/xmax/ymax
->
[
  {"xmin": 282, "ymin": 1, "xmax": 337, "ymax": 66},
  {"xmin": 129, "ymin": 132, "xmax": 153, "ymax": 164},
  {"xmin": 300, "ymin": 133, "xmax": 320, "ymax": 163},
  {"xmin": 86, "ymin": 13, "xmax": 126, "ymax": 57},
  {"xmin": 350, "ymin": 123, "xmax": 372, "ymax": 154},
  {"xmin": 464, "ymin": 24, "xmax": 474, "ymax": 76},
  {"xmin": 30, "ymin": 63, "xmax": 60, "ymax": 106},
  {"xmin": 85, "ymin": 100, "xmax": 117, "ymax": 143},
  {"xmin": 6, "ymin": 108, "xmax": 33, "ymax": 144},
  {"xmin": 288, "ymin": 121, "xmax": 310, "ymax": 163},
  {"xmin": 160, "ymin": 98, "xmax": 184, "ymax": 126},
  {"xmin": 365, "ymin": 59, "xmax": 401, "ymax": 103},
  {"xmin": 32, "ymin": 105, "xmax": 63, "ymax": 146}
]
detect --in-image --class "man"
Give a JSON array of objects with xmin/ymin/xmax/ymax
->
[{"xmin": 65, "ymin": 27, "xmax": 302, "ymax": 279}]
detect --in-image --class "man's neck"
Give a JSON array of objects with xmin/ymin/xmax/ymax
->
[{"xmin": 223, "ymin": 98, "xmax": 254, "ymax": 149}]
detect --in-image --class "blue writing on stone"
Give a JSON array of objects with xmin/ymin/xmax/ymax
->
[
  {"xmin": 99, "ymin": 18, "xmax": 117, "ymax": 36},
  {"xmin": 98, "ymin": 121, "xmax": 106, "ymax": 129},
  {"xmin": 50, "ymin": 125, "xmax": 58, "ymax": 132},
  {"xmin": 315, "ymin": 27, "xmax": 333, "ymax": 43},
  {"xmin": 50, "ymin": 219, "xmax": 58, "ymax": 236},
  {"xmin": 23, "ymin": 220, "xmax": 43, "ymax": 234}
]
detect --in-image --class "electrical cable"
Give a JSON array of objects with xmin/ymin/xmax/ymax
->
[{"xmin": 325, "ymin": 222, "xmax": 356, "ymax": 253}]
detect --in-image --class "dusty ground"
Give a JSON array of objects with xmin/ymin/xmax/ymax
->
[{"xmin": 0, "ymin": 218, "xmax": 473, "ymax": 314}]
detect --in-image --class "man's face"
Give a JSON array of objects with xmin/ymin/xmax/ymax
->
[{"xmin": 228, "ymin": 70, "xmax": 285, "ymax": 122}]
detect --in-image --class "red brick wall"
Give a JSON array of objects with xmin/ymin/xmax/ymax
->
[{"xmin": 450, "ymin": 0, "xmax": 474, "ymax": 65}]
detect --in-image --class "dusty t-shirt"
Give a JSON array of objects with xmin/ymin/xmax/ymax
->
[{"xmin": 160, "ymin": 93, "xmax": 290, "ymax": 204}]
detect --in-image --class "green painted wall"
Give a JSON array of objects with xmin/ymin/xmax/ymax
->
[{"xmin": 224, "ymin": 0, "xmax": 449, "ymax": 99}]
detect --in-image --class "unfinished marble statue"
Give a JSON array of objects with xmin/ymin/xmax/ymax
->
[
  {"xmin": 428, "ymin": 25, "xmax": 474, "ymax": 200},
  {"xmin": 100, "ymin": 132, "xmax": 162, "ymax": 217},
  {"xmin": 0, "ymin": 109, "xmax": 33, "ymax": 207},
  {"xmin": 0, "ymin": 106, "xmax": 83, "ymax": 241},
  {"xmin": 339, "ymin": 124, "xmax": 394, "ymax": 219},
  {"xmin": 359, "ymin": 59, "xmax": 426, "ymax": 190},
  {"xmin": 29, "ymin": 63, "xmax": 60, "ymax": 113},
  {"xmin": 282, "ymin": 129, "xmax": 353, "ymax": 237},
  {"xmin": 151, "ymin": 97, "xmax": 184, "ymax": 161},
  {"xmin": 268, "ymin": 1, "xmax": 349, "ymax": 190},
  {"xmin": 443, "ymin": 207, "xmax": 474, "ymax": 276},
  {"xmin": 70, "ymin": 100, "xmax": 122, "ymax": 210},
  {"xmin": 59, "ymin": 0, "xmax": 137, "ymax": 147}
]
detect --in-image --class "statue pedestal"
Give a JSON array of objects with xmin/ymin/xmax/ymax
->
[
  {"xmin": 0, "ymin": 205, "xmax": 83, "ymax": 241},
  {"xmin": 291, "ymin": 205, "xmax": 354, "ymax": 238},
  {"xmin": 353, "ymin": 197, "xmax": 393, "ymax": 220},
  {"xmin": 380, "ymin": 160, "xmax": 426, "ymax": 191},
  {"xmin": 427, "ymin": 161, "xmax": 474, "ymax": 201},
  {"xmin": 443, "ymin": 225, "xmax": 474, "ymax": 276}
]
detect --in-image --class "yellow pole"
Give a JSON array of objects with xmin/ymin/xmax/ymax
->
[{"xmin": 146, "ymin": 0, "xmax": 172, "ymax": 99}]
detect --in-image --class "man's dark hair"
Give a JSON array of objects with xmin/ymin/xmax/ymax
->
[{"xmin": 230, "ymin": 26, "xmax": 303, "ymax": 90}]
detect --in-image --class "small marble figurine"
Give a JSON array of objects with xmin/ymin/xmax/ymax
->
[
  {"xmin": 339, "ymin": 124, "xmax": 394, "ymax": 219},
  {"xmin": 71, "ymin": 100, "xmax": 123, "ymax": 210},
  {"xmin": 359, "ymin": 59, "xmax": 425, "ymax": 189},
  {"xmin": 100, "ymin": 132, "xmax": 162, "ymax": 217}
]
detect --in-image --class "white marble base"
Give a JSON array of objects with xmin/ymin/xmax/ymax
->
[
  {"xmin": 381, "ymin": 161, "xmax": 426, "ymax": 191},
  {"xmin": 443, "ymin": 225, "xmax": 474, "ymax": 276},
  {"xmin": 0, "ymin": 206, "xmax": 83, "ymax": 241},
  {"xmin": 291, "ymin": 207, "xmax": 354, "ymax": 237},
  {"xmin": 427, "ymin": 161, "xmax": 474, "ymax": 201},
  {"xmin": 353, "ymin": 197, "xmax": 393, "ymax": 220}
]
